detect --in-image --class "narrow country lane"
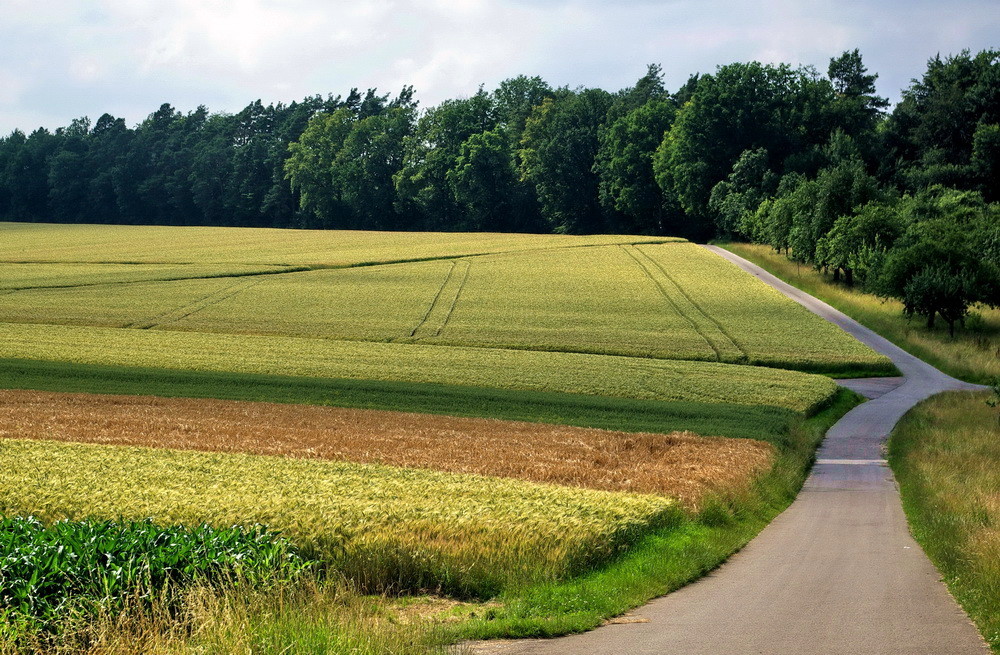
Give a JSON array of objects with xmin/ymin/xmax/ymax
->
[{"xmin": 471, "ymin": 245, "xmax": 989, "ymax": 655}]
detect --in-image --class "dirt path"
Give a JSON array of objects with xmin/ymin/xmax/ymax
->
[{"xmin": 475, "ymin": 246, "xmax": 989, "ymax": 654}]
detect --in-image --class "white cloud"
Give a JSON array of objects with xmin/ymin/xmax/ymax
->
[{"xmin": 0, "ymin": 0, "xmax": 997, "ymax": 133}]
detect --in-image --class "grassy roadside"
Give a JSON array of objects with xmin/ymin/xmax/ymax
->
[
  {"xmin": 889, "ymin": 391, "xmax": 1000, "ymax": 652},
  {"xmin": 722, "ymin": 243, "xmax": 1000, "ymax": 384}
]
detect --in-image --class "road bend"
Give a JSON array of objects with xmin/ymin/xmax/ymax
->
[{"xmin": 470, "ymin": 245, "xmax": 989, "ymax": 655}]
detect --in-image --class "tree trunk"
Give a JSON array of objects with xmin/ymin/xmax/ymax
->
[
  {"xmin": 926, "ymin": 312, "xmax": 936, "ymax": 329},
  {"xmin": 833, "ymin": 267, "xmax": 840, "ymax": 282},
  {"xmin": 845, "ymin": 268, "xmax": 854, "ymax": 286}
]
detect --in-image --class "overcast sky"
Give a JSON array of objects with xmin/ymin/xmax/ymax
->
[{"xmin": 1, "ymin": 0, "xmax": 997, "ymax": 135}]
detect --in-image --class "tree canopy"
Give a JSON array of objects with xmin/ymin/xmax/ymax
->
[{"xmin": 1, "ymin": 48, "xmax": 998, "ymax": 333}]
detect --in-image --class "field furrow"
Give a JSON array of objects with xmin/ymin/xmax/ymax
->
[
  {"xmin": 127, "ymin": 278, "xmax": 262, "ymax": 330},
  {"xmin": 622, "ymin": 245, "xmax": 745, "ymax": 362}
]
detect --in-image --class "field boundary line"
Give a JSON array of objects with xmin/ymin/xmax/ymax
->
[
  {"xmin": 408, "ymin": 259, "xmax": 471, "ymax": 340},
  {"xmin": 0, "ymin": 266, "xmax": 307, "ymax": 294},
  {"xmin": 127, "ymin": 278, "xmax": 261, "ymax": 330},
  {"xmin": 635, "ymin": 245, "xmax": 749, "ymax": 362},
  {"xmin": 619, "ymin": 245, "xmax": 722, "ymax": 361}
]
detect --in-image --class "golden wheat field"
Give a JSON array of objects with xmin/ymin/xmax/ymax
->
[
  {"xmin": 0, "ymin": 389, "xmax": 774, "ymax": 506},
  {"xmin": 0, "ymin": 436, "xmax": 683, "ymax": 595}
]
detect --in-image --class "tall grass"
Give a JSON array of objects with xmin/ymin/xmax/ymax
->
[
  {"xmin": 889, "ymin": 391, "xmax": 1000, "ymax": 651},
  {"xmin": 1, "ymin": 578, "xmax": 451, "ymax": 655},
  {"xmin": 725, "ymin": 243, "xmax": 1000, "ymax": 383}
]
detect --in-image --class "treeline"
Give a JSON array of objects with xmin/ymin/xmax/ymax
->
[{"xmin": 1, "ymin": 49, "xmax": 998, "ymax": 331}]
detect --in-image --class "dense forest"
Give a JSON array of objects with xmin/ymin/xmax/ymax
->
[{"xmin": 1, "ymin": 49, "xmax": 998, "ymax": 332}]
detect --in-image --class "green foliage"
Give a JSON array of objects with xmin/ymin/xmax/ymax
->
[
  {"xmin": 972, "ymin": 122, "xmax": 1000, "ymax": 201},
  {"xmin": 872, "ymin": 196, "xmax": 1000, "ymax": 335},
  {"xmin": 814, "ymin": 200, "xmax": 903, "ymax": 286},
  {"xmin": 0, "ymin": 517, "xmax": 307, "ymax": 628},
  {"xmin": 447, "ymin": 128, "xmax": 537, "ymax": 231},
  {"xmin": 394, "ymin": 90, "xmax": 498, "ymax": 229},
  {"xmin": 826, "ymin": 49, "xmax": 889, "ymax": 142},
  {"xmin": 519, "ymin": 89, "xmax": 614, "ymax": 233},
  {"xmin": 707, "ymin": 147, "xmax": 777, "ymax": 238},
  {"xmin": 0, "ymin": 47, "xmax": 995, "ymax": 246},
  {"xmin": 885, "ymin": 49, "xmax": 1000, "ymax": 193},
  {"xmin": 595, "ymin": 99, "xmax": 678, "ymax": 234},
  {"xmin": 284, "ymin": 108, "xmax": 355, "ymax": 225},
  {"xmin": 654, "ymin": 61, "xmax": 837, "ymax": 237}
]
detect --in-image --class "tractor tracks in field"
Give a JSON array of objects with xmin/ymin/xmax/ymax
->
[
  {"xmin": 621, "ymin": 245, "xmax": 746, "ymax": 363},
  {"xmin": 125, "ymin": 277, "xmax": 262, "ymax": 330},
  {"xmin": 408, "ymin": 259, "xmax": 471, "ymax": 340}
]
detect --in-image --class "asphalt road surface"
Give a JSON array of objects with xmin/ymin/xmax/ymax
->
[{"xmin": 469, "ymin": 245, "xmax": 989, "ymax": 655}]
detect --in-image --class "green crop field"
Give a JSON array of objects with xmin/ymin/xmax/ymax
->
[
  {"xmin": 0, "ymin": 322, "xmax": 837, "ymax": 413},
  {"xmin": 0, "ymin": 223, "xmax": 891, "ymax": 377},
  {"xmin": 0, "ymin": 222, "xmax": 675, "ymax": 267}
]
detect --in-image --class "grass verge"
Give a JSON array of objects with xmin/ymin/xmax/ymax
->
[
  {"xmin": 723, "ymin": 243, "xmax": 1000, "ymax": 384},
  {"xmin": 888, "ymin": 391, "xmax": 1000, "ymax": 652},
  {"xmin": 446, "ymin": 388, "xmax": 859, "ymax": 641}
]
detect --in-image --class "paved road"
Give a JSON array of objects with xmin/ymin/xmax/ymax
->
[{"xmin": 470, "ymin": 246, "xmax": 988, "ymax": 655}]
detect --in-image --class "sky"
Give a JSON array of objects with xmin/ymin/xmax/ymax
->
[{"xmin": 1, "ymin": 0, "xmax": 997, "ymax": 135}]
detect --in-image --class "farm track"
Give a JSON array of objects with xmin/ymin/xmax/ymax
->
[
  {"xmin": 408, "ymin": 259, "xmax": 471, "ymax": 339},
  {"xmin": 475, "ymin": 245, "xmax": 990, "ymax": 655}
]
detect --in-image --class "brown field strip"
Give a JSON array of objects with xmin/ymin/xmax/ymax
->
[{"xmin": 0, "ymin": 389, "xmax": 774, "ymax": 507}]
